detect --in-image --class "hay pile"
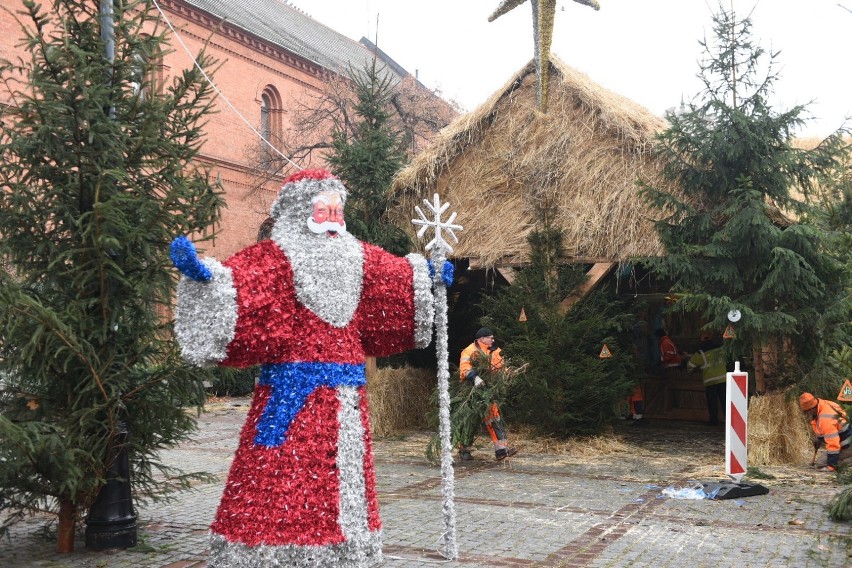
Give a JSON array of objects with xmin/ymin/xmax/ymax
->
[
  {"xmin": 367, "ymin": 366, "xmax": 435, "ymax": 438},
  {"xmin": 748, "ymin": 391, "xmax": 811, "ymax": 465},
  {"xmin": 508, "ymin": 424, "xmax": 631, "ymax": 456}
]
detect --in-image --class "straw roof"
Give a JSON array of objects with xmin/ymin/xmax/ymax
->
[{"xmin": 391, "ymin": 55, "xmax": 680, "ymax": 268}]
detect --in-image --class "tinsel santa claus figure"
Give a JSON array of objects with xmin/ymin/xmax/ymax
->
[{"xmin": 170, "ymin": 169, "xmax": 434, "ymax": 567}]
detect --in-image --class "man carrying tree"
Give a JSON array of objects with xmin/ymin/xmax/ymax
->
[{"xmin": 458, "ymin": 327, "xmax": 518, "ymax": 461}]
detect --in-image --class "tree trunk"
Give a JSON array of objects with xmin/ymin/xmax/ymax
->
[
  {"xmin": 752, "ymin": 346, "xmax": 767, "ymax": 394},
  {"xmin": 57, "ymin": 498, "xmax": 76, "ymax": 553}
]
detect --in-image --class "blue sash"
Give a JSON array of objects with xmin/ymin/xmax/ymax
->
[{"xmin": 254, "ymin": 362, "xmax": 366, "ymax": 447}]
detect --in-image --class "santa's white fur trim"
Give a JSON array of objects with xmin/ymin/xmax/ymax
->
[
  {"xmin": 174, "ymin": 258, "xmax": 237, "ymax": 366},
  {"xmin": 406, "ymin": 253, "xmax": 434, "ymax": 349},
  {"xmin": 207, "ymin": 531, "xmax": 382, "ymax": 568},
  {"xmin": 337, "ymin": 386, "xmax": 369, "ymax": 541}
]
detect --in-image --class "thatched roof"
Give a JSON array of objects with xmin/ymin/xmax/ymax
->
[{"xmin": 391, "ymin": 55, "xmax": 680, "ymax": 268}]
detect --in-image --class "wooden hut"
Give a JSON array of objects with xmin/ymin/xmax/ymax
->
[{"xmin": 390, "ymin": 55, "xmax": 708, "ymax": 420}]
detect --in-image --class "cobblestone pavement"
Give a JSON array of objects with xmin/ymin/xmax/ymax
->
[{"xmin": 1, "ymin": 398, "xmax": 850, "ymax": 567}]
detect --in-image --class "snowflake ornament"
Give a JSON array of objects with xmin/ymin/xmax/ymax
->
[{"xmin": 412, "ymin": 194, "xmax": 462, "ymax": 254}]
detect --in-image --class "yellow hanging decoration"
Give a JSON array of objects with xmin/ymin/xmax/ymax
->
[
  {"xmin": 488, "ymin": 0, "xmax": 600, "ymax": 113},
  {"xmin": 599, "ymin": 343, "xmax": 612, "ymax": 358},
  {"xmin": 518, "ymin": 306, "xmax": 528, "ymax": 322}
]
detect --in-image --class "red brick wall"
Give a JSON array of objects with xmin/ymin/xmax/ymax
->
[
  {"xmin": 154, "ymin": 0, "xmax": 331, "ymax": 259},
  {"xmin": 0, "ymin": 0, "xmax": 330, "ymax": 260}
]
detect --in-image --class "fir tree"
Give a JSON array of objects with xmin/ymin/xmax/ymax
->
[
  {"xmin": 798, "ymin": 136, "xmax": 852, "ymax": 395},
  {"xmin": 478, "ymin": 203, "xmax": 637, "ymax": 436},
  {"xmin": 0, "ymin": 0, "xmax": 223, "ymax": 549},
  {"xmin": 639, "ymin": 3, "xmax": 850, "ymax": 392},
  {"xmin": 326, "ymin": 58, "xmax": 412, "ymax": 256}
]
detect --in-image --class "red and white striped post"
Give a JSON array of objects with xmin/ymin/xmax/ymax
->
[{"xmin": 725, "ymin": 361, "xmax": 749, "ymax": 483}]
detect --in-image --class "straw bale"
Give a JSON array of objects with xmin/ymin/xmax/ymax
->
[
  {"xmin": 367, "ymin": 366, "xmax": 435, "ymax": 438},
  {"xmin": 391, "ymin": 55, "xmax": 679, "ymax": 268},
  {"xmin": 747, "ymin": 391, "xmax": 811, "ymax": 466}
]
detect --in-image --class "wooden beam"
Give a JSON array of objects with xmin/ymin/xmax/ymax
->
[
  {"xmin": 496, "ymin": 267, "xmax": 516, "ymax": 285},
  {"xmin": 466, "ymin": 255, "xmax": 616, "ymax": 270},
  {"xmin": 558, "ymin": 262, "xmax": 616, "ymax": 313}
]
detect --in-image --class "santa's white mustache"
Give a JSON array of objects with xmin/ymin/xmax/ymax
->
[{"xmin": 307, "ymin": 218, "xmax": 348, "ymax": 235}]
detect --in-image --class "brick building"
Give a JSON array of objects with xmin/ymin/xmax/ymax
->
[{"xmin": 0, "ymin": 0, "xmax": 454, "ymax": 258}]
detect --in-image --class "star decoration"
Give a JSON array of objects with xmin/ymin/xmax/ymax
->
[
  {"xmin": 489, "ymin": 0, "xmax": 600, "ymax": 113},
  {"xmin": 412, "ymin": 194, "xmax": 462, "ymax": 254}
]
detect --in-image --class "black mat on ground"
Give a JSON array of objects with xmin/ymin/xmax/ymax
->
[{"xmin": 700, "ymin": 481, "xmax": 769, "ymax": 500}]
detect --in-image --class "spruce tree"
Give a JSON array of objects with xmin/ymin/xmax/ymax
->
[
  {"xmin": 799, "ymin": 139, "xmax": 852, "ymax": 395},
  {"xmin": 0, "ymin": 0, "xmax": 223, "ymax": 549},
  {"xmin": 478, "ymin": 204, "xmax": 637, "ymax": 436},
  {"xmin": 326, "ymin": 59, "xmax": 412, "ymax": 256},
  {"xmin": 639, "ymin": 3, "xmax": 850, "ymax": 392}
]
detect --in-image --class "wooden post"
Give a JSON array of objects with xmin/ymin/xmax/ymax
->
[{"xmin": 365, "ymin": 356, "xmax": 377, "ymax": 382}]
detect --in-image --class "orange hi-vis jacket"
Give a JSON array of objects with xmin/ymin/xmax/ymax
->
[
  {"xmin": 459, "ymin": 340, "xmax": 503, "ymax": 382},
  {"xmin": 659, "ymin": 336, "xmax": 683, "ymax": 368},
  {"xmin": 810, "ymin": 398, "xmax": 851, "ymax": 460}
]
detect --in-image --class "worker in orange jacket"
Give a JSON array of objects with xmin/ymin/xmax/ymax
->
[
  {"xmin": 459, "ymin": 327, "xmax": 518, "ymax": 461},
  {"xmin": 654, "ymin": 328, "xmax": 687, "ymax": 369},
  {"xmin": 799, "ymin": 392, "xmax": 852, "ymax": 471},
  {"xmin": 626, "ymin": 384, "xmax": 644, "ymax": 420}
]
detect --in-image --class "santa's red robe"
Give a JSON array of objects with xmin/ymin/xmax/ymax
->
[{"xmin": 175, "ymin": 239, "xmax": 433, "ymax": 567}]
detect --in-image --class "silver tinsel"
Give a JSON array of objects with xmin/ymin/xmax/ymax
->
[{"xmin": 174, "ymin": 258, "xmax": 237, "ymax": 367}]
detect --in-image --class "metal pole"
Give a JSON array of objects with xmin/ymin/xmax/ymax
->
[
  {"xmin": 86, "ymin": 3, "xmax": 136, "ymax": 549},
  {"xmin": 100, "ymin": 0, "xmax": 115, "ymax": 118},
  {"xmin": 85, "ymin": 422, "xmax": 137, "ymax": 550},
  {"xmin": 100, "ymin": 0, "xmax": 114, "ymax": 63}
]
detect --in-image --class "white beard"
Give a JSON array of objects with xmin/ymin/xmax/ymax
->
[{"xmin": 271, "ymin": 226, "xmax": 363, "ymax": 328}]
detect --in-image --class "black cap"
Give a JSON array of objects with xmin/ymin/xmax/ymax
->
[{"xmin": 475, "ymin": 327, "xmax": 493, "ymax": 339}]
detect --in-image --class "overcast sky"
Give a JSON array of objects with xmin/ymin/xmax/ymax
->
[{"xmin": 293, "ymin": 0, "xmax": 851, "ymax": 139}]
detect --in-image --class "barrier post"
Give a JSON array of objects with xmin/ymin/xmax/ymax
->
[
  {"xmin": 700, "ymin": 361, "xmax": 767, "ymax": 499},
  {"xmin": 725, "ymin": 361, "xmax": 749, "ymax": 483}
]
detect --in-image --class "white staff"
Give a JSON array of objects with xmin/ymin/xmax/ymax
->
[{"xmin": 413, "ymin": 194, "xmax": 462, "ymax": 560}]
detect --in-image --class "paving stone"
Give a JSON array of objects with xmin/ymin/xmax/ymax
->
[{"xmin": 1, "ymin": 400, "xmax": 849, "ymax": 568}]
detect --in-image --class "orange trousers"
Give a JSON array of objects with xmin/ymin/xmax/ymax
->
[
  {"xmin": 484, "ymin": 402, "xmax": 509, "ymax": 450},
  {"xmin": 627, "ymin": 385, "xmax": 644, "ymax": 416}
]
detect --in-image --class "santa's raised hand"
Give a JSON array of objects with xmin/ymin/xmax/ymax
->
[{"xmin": 170, "ymin": 236, "xmax": 211, "ymax": 282}]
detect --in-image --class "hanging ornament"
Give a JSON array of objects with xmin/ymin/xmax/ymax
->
[
  {"xmin": 837, "ymin": 379, "xmax": 852, "ymax": 402},
  {"xmin": 723, "ymin": 324, "xmax": 736, "ymax": 339},
  {"xmin": 518, "ymin": 306, "xmax": 527, "ymax": 322},
  {"xmin": 599, "ymin": 343, "xmax": 612, "ymax": 358}
]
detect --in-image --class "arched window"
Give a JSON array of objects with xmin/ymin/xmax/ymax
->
[
  {"xmin": 259, "ymin": 86, "xmax": 283, "ymax": 169},
  {"xmin": 261, "ymin": 93, "xmax": 272, "ymax": 140}
]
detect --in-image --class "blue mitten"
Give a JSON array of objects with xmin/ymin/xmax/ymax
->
[
  {"xmin": 170, "ymin": 236, "xmax": 212, "ymax": 282},
  {"xmin": 427, "ymin": 260, "xmax": 454, "ymax": 288},
  {"xmin": 441, "ymin": 260, "xmax": 454, "ymax": 287}
]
